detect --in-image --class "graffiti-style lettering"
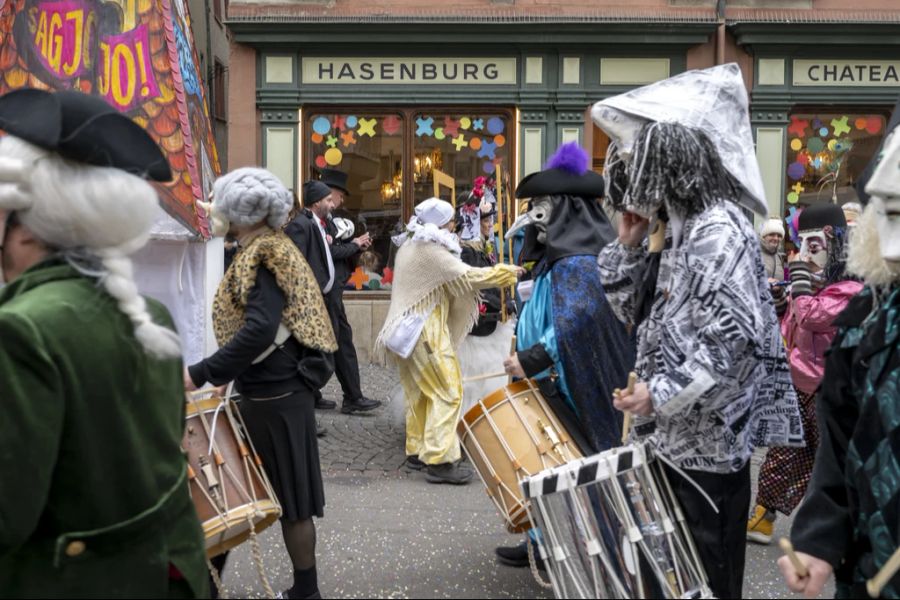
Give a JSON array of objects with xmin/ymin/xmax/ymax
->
[
  {"xmin": 31, "ymin": 1, "xmax": 88, "ymax": 80},
  {"xmin": 97, "ymin": 24, "xmax": 160, "ymax": 111}
]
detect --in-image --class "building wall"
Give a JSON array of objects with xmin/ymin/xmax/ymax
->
[
  {"xmin": 188, "ymin": 0, "xmax": 231, "ymax": 169},
  {"xmin": 225, "ymin": 2, "xmax": 900, "ymax": 363}
]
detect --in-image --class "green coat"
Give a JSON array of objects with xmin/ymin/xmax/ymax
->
[{"xmin": 0, "ymin": 258, "xmax": 209, "ymax": 598}]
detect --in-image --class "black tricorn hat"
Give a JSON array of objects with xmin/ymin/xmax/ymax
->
[
  {"xmin": 799, "ymin": 202, "xmax": 847, "ymax": 232},
  {"xmin": 0, "ymin": 88, "xmax": 171, "ymax": 181},
  {"xmin": 320, "ymin": 168, "xmax": 350, "ymax": 196},
  {"xmin": 515, "ymin": 142, "xmax": 605, "ymax": 199}
]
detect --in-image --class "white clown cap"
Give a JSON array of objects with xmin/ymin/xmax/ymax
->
[
  {"xmin": 415, "ymin": 197, "xmax": 454, "ymax": 227},
  {"xmin": 760, "ymin": 217, "xmax": 785, "ymax": 238}
]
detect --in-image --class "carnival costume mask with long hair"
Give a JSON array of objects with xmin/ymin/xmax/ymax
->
[{"xmin": 865, "ymin": 126, "xmax": 900, "ymax": 266}]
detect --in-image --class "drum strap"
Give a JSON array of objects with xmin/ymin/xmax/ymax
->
[{"xmin": 653, "ymin": 451, "xmax": 719, "ymax": 514}]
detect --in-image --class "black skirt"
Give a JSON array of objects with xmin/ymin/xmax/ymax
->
[{"xmin": 239, "ymin": 390, "xmax": 325, "ymax": 521}]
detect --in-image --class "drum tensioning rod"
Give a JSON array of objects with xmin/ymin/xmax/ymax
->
[{"xmin": 567, "ymin": 483, "xmax": 630, "ymax": 598}]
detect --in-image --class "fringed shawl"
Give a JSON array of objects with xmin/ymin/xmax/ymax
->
[{"xmin": 375, "ymin": 240, "xmax": 481, "ymax": 354}]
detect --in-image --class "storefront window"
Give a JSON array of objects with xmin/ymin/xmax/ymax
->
[
  {"xmin": 305, "ymin": 107, "xmax": 514, "ymax": 293},
  {"xmin": 785, "ymin": 111, "xmax": 886, "ymax": 209},
  {"xmin": 307, "ymin": 112, "xmax": 404, "ymax": 291},
  {"xmin": 412, "ymin": 112, "xmax": 512, "ymax": 205}
]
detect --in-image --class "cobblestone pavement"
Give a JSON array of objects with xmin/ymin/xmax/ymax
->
[{"xmin": 222, "ymin": 363, "xmax": 834, "ymax": 599}]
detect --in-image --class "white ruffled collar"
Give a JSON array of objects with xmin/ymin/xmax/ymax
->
[{"xmin": 392, "ymin": 216, "xmax": 462, "ymax": 256}]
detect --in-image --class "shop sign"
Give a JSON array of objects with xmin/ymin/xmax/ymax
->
[
  {"xmin": 794, "ymin": 60, "xmax": 900, "ymax": 87},
  {"xmin": 302, "ymin": 57, "xmax": 517, "ymax": 85}
]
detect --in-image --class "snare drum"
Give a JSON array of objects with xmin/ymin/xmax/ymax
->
[
  {"xmin": 183, "ymin": 392, "xmax": 282, "ymax": 557},
  {"xmin": 457, "ymin": 379, "xmax": 583, "ymax": 533},
  {"xmin": 522, "ymin": 443, "xmax": 712, "ymax": 599}
]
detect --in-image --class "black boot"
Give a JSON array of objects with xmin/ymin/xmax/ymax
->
[
  {"xmin": 425, "ymin": 462, "xmax": 473, "ymax": 485},
  {"xmin": 340, "ymin": 396, "xmax": 381, "ymax": 414}
]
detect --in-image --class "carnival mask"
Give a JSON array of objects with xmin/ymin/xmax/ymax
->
[
  {"xmin": 798, "ymin": 229, "xmax": 829, "ymax": 269},
  {"xmin": 196, "ymin": 197, "xmax": 230, "ymax": 238},
  {"xmin": 870, "ymin": 196, "xmax": 900, "ymax": 264},
  {"xmin": 505, "ymin": 196, "xmax": 553, "ymax": 244},
  {"xmin": 864, "ymin": 126, "xmax": 900, "ymax": 265}
]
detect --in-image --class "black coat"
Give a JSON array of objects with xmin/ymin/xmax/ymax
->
[
  {"xmin": 285, "ymin": 209, "xmax": 332, "ymax": 293},
  {"xmin": 460, "ymin": 242, "xmax": 506, "ymax": 336}
]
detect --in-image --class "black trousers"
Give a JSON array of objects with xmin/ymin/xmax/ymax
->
[
  {"xmin": 664, "ymin": 461, "xmax": 751, "ymax": 600},
  {"xmin": 320, "ymin": 289, "xmax": 362, "ymax": 402}
]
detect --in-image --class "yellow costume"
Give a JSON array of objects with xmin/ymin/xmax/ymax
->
[
  {"xmin": 400, "ymin": 266, "xmax": 518, "ymax": 464},
  {"xmin": 377, "ymin": 224, "xmax": 518, "ymax": 466}
]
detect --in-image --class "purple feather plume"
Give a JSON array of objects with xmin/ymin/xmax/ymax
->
[{"xmin": 545, "ymin": 142, "xmax": 589, "ymax": 175}]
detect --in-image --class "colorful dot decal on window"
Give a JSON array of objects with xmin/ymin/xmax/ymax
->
[
  {"xmin": 483, "ymin": 161, "xmax": 496, "ymax": 174},
  {"xmin": 790, "ymin": 139, "xmax": 803, "ymax": 151},
  {"xmin": 807, "ymin": 137, "xmax": 826, "ymax": 154},
  {"xmin": 460, "ymin": 117, "xmax": 472, "ymax": 130},
  {"xmin": 315, "ymin": 155, "xmax": 327, "ymax": 169},
  {"xmin": 487, "ymin": 117, "xmax": 505, "ymax": 135},
  {"xmin": 346, "ymin": 115, "xmax": 358, "ymax": 128},
  {"xmin": 311, "ymin": 132, "xmax": 324, "ymax": 144},
  {"xmin": 494, "ymin": 134, "xmax": 506, "ymax": 147},
  {"xmin": 434, "ymin": 127, "xmax": 445, "ymax": 140},
  {"xmin": 819, "ymin": 127, "xmax": 829, "ymax": 137},
  {"xmin": 313, "ymin": 117, "xmax": 331, "ymax": 135},
  {"xmin": 828, "ymin": 139, "xmax": 838, "ymax": 151},
  {"xmin": 788, "ymin": 162, "xmax": 806, "ymax": 181},
  {"xmin": 856, "ymin": 118, "xmax": 868, "ymax": 130},
  {"xmin": 787, "ymin": 192, "xmax": 799, "ymax": 204},
  {"xmin": 325, "ymin": 148, "xmax": 343, "ymax": 165},
  {"xmin": 382, "ymin": 116, "xmax": 401, "ymax": 135},
  {"xmin": 866, "ymin": 117, "xmax": 883, "ymax": 134},
  {"xmin": 470, "ymin": 137, "xmax": 482, "ymax": 150}
]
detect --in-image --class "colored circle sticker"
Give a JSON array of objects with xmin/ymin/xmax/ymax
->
[
  {"xmin": 494, "ymin": 134, "xmax": 506, "ymax": 147},
  {"xmin": 856, "ymin": 118, "xmax": 868, "ymax": 130},
  {"xmin": 324, "ymin": 148, "xmax": 343, "ymax": 166},
  {"xmin": 787, "ymin": 162, "xmax": 806, "ymax": 181},
  {"xmin": 315, "ymin": 155, "xmax": 327, "ymax": 169},
  {"xmin": 790, "ymin": 138, "xmax": 803, "ymax": 152},
  {"xmin": 346, "ymin": 115, "xmax": 358, "ymax": 128},
  {"xmin": 470, "ymin": 137, "xmax": 482, "ymax": 150},
  {"xmin": 460, "ymin": 117, "xmax": 472, "ymax": 130},
  {"xmin": 434, "ymin": 127, "xmax": 446, "ymax": 140},
  {"xmin": 312, "ymin": 117, "xmax": 331, "ymax": 135},
  {"xmin": 311, "ymin": 132, "xmax": 324, "ymax": 144},
  {"xmin": 828, "ymin": 139, "xmax": 838, "ymax": 151},
  {"xmin": 819, "ymin": 127, "xmax": 829, "ymax": 137},
  {"xmin": 796, "ymin": 151, "xmax": 811, "ymax": 166},
  {"xmin": 483, "ymin": 161, "xmax": 496, "ymax": 174},
  {"xmin": 807, "ymin": 137, "xmax": 826, "ymax": 154},
  {"xmin": 487, "ymin": 117, "xmax": 505, "ymax": 135},
  {"xmin": 866, "ymin": 116, "xmax": 883, "ymax": 134},
  {"xmin": 787, "ymin": 192, "xmax": 799, "ymax": 204}
]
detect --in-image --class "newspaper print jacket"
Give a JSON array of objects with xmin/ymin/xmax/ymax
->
[{"xmin": 599, "ymin": 202, "xmax": 803, "ymax": 474}]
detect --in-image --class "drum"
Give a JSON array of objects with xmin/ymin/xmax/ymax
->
[
  {"xmin": 457, "ymin": 379, "xmax": 583, "ymax": 533},
  {"xmin": 522, "ymin": 443, "xmax": 712, "ymax": 599},
  {"xmin": 183, "ymin": 391, "xmax": 282, "ymax": 557}
]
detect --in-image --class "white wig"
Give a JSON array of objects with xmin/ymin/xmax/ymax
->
[
  {"xmin": 212, "ymin": 167, "xmax": 293, "ymax": 229},
  {"xmin": 0, "ymin": 135, "xmax": 180, "ymax": 359}
]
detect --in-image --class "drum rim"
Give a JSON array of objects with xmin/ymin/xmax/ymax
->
[
  {"xmin": 185, "ymin": 396, "xmax": 230, "ymax": 416},
  {"xmin": 201, "ymin": 500, "xmax": 281, "ymax": 537},
  {"xmin": 458, "ymin": 378, "xmax": 538, "ymax": 432}
]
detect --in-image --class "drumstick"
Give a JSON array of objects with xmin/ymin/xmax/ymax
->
[
  {"xmin": 620, "ymin": 372, "xmax": 638, "ymax": 444},
  {"xmin": 779, "ymin": 537, "xmax": 809, "ymax": 579},
  {"xmin": 463, "ymin": 371, "xmax": 508, "ymax": 383},
  {"xmin": 868, "ymin": 545, "xmax": 900, "ymax": 598}
]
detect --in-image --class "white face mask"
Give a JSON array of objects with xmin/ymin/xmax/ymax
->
[
  {"xmin": 871, "ymin": 196, "xmax": 900, "ymax": 264},
  {"xmin": 799, "ymin": 229, "xmax": 829, "ymax": 269}
]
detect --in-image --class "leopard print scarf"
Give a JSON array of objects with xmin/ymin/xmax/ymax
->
[{"xmin": 213, "ymin": 230, "xmax": 337, "ymax": 353}]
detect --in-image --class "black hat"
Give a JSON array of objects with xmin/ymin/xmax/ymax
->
[
  {"xmin": 515, "ymin": 142, "xmax": 605, "ymax": 199},
  {"xmin": 0, "ymin": 88, "xmax": 171, "ymax": 181},
  {"xmin": 303, "ymin": 180, "xmax": 332, "ymax": 206},
  {"xmin": 320, "ymin": 168, "xmax": 350, "ymax": 196},
  {"xmin": 799, "ymin": 203, "xmax": 847, "ymax": 232}
]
